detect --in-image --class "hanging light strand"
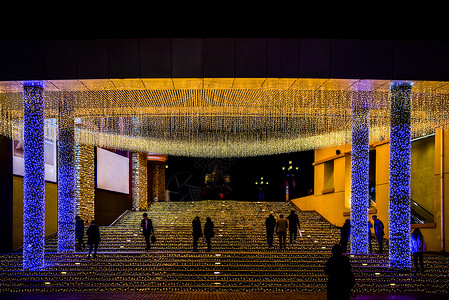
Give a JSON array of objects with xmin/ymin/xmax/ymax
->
[{"xmin": 0, "ymin": 79, "xmax": 448, "ymax": 157}]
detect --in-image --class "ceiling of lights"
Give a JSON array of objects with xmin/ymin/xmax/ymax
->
[{"xmin": 0, "ymin": 78, "xmax": 448, "ymax": 157}]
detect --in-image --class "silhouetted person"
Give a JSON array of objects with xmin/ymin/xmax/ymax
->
[
  {"xmin": 372, "ymin": 215, "xmax": 384, "ymax": 253},
  {"xmin": 336, "ymin": 219, "xmax": 350, "ymax": 253},
  {"xmin": 265, "ymin": 214, "xmax": 276, "ymax": 247},
  {"xmin": 324, "ymin": 244, "xmax": 353, "ymax": 300},
  {"xmin": 192, "ymin": 216, "xmax": 202, "ymax": 252},
  {"xmin": 287, "ymin": 210, "xmax": 300, "ymax": 244},
  {"xmin": 75, "ymin": 216, "xmax": 84, "ymax": 251},
  {"xmin": 204, "ymin": 217, "xmax": 215, "ymax": 252},
  {"xmin": 411, "ymin": 228, "xmax": 426, "ymax": 273},
  {"xmin": 368, "ymin": 220, "xmax": 373, "ymax": 253},
  {"xmin": 140, "ymin": 213, "xmax": 154, "ymax": 251},
  {"xmin": 86, "ymin": 220, "xmax": 100, "ymax": 259},
  {"xmin": 275, "ymin": 214, "xmax": 288, "ymax": 250}
]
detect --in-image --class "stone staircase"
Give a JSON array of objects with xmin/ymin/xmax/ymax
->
[
  {"xmin": 44, "ymin": 200, "xmax": 342, "ymax": 253},
  {"xmin": 1, "ymin": 200, "xmax": 448, "ymax": 295}
]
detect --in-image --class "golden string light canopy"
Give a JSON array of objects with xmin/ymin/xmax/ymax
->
[{"xmin": 0, "ymin": 78, "xmax": 448, "ymax": 157}]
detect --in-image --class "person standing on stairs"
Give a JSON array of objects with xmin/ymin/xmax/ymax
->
[
  {"xmin": 86, "ymin": 220, "xmax": 101, "ymax": 260},
  {"xmin": 335, "ymin": 219, "xmax": 350, "ymax": 253},
  {"xmin": 204, "ymin": 217, "xmax": 215, "ymax": 252},
  {"xmin": 411, "ymin": 228, "xmax": 426, "ymax": 273},
  {"xmin": 372, "ymin": 215, "xmax": 385, "ymax": 254},
  {"xmin": 140, "ymin": 213, "xmax": 154, "ymax": 251},
  {"xmin": 324, "ymin": 244, "xmax": 354, "ymax": 300},
  {"xmin": 192, "ymin": 216, "xmax": 202, "ymax": 252},
  {"xmin": 275, "ymin": 214, "xmax": 288, "ymax": 250},
  {"xmin": 265, "ymin": 214, "xmax": 276, "ymax": 248},
  {"xmin": 287, "ymin": 210, "xmax": 301, "ymax": 244},
  {"xmin": 75, "ymin": 215, "xmax": 85, "ymax": 251}
]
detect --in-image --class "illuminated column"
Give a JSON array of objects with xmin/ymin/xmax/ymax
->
[
  {"xmin": 57, "ymin": 93, "xmax": 76, "ymax": 252},
  {"xmin": 389, "ymin": 82, "xmax": 412, "ymax": 269},
  {"xmin": 350, "ymin": 92, "xmax": 370, "ymax": 254},
  {"xmin": 132, "ymin": 152, "xmax": 148, "ymax": 211},
  {"xmin": 22, "ymin": 81, "xmax": 45, "ymax": 270},
  {"xmin": 75, "ymin": 144, "xmax": 95, "ymax": 223}
]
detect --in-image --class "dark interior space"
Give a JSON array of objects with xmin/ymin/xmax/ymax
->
[{"xmin": 165, "ymin": 150, "xmax": 314, "ymax": 202}]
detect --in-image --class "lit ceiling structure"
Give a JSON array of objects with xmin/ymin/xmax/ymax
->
[{"xmin": 1, "ymin": 78, "xmax": 448, "ymax": 157}]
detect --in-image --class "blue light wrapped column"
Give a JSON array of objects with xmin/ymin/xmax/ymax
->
[
  {"xmin": 22, "ymin": 82, "xmax": 45, "ymax": 270},
  {"xmin": 389, "ymin": 82, "xmax": 412, "ymax": 269},
  {"xmin": 350, "ymin": 93, "xmax": 370, "ymax": 254},
  {"xmin": 57, "ymin": 93, "xmax": 76, "ymax": 252}
]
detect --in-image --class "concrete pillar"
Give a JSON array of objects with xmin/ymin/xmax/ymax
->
[
  {"xmin": 22, "ymin": 81, "xmax": 45, "ymax": 270},
  {"xmin": 57, "ymin": 92, "xmax": 76, "ymax": 252},
  {"xmin": 389, "ymin": 81, "xmax": 412, "ymax": 269},
  {"xmin": 350, "ymin": 92, "xmax": 370, "ymax": 254}
]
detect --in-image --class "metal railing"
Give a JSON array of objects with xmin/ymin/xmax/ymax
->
[{"xmin": 411, "ymin": 199, "xmax": 434, "ymax": 224}]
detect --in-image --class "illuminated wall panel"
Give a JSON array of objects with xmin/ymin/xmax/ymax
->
[
  {"xmin": 57, "ymin": 93, "xmax": 76, "ymax": 252},
  {"xmin": 22, "ymin": 82, "xmax": 45, "ymax": 270},
  {"xmin": 350, "ymin": 93, "xmax": 370, "ymax": 254},
  {"xmin": 389, "ymin": 82, "xmax": 412, "ymax": 269}
]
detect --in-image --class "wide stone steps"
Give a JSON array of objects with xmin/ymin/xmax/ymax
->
[
  {"xmin": 1, "ymin": 200, "xmax": 447, "ymax": 296},
  {"xmin": 43, "ymin": 201, "xmax": 346, "ymax": 253},
  {"xmin": 1, "ymin": 252, "xmax": 448, "ymax": 294}
]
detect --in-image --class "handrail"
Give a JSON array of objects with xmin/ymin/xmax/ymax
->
[
  {"xmin": 411, "ymin": 199, "xmax": 434, "ymax": 224},
  {"xmin": 109, "ymin": 210, "xmax": 131, "ymax": 226}
]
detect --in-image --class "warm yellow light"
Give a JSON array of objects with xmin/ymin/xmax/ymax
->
[
  {"xmin": 232, "ymin": 78, "xmax": 265, "ymax": 89},
  {"xmin": 141, "ymin": 78, "xmax": 174, "ymax": 90},
  {"xmin": 0, "ymin": 78, "xmax": 448, "ymax": 158}
]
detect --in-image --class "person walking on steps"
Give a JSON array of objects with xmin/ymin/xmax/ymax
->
[
  {"xmin": 86, "ymin": 220, "xmax": 100, "ymax": 260},
  {"xmin": 140, "ymin": 213, "xmax": 154, "ymax": 251},
  {"xmin": 204, "ymin": 217, "xmax": 215, "ymax": 252},
  {"xmin": 372, "ymin": 215, "xmax": 385, "ymax": 253},
  {"xmin": 336, "ymin": 219, "xmax": 351, "ymax": 253},
  {"xmin": 287, "ymin": 210, "xmax": 300, "ymax": 244},
  {"xmin": 411, "ymin": 228, "xmax": 426, "ymax": 273},
  {"xmin": 265, "ymin": 214, "xmax": 276, "ymax": 248},
  {"xmin": 75, "ymin": 215, "xmax": 85, "ymax": 251},
  {"xmin": 275, "ymin": 214, "xmax": 288, "ymax": 250},
  {"xmin": 192, "ymin": 216, "xmax": 202, "ymax": 252}
]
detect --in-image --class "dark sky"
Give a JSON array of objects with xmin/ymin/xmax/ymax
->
[
  {"xmin": 4, "ymin": 6, "xmax": 445, "ymax": 41},
  {"xmin": 165, "ymin": 150, "xmax": 314, "ymax": 202}
]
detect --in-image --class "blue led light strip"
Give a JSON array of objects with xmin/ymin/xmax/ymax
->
[
  {"xmin": 57, "ymin": 93, "xmax": 76, "ymax": 252},
  {"xmin": 389, "ymin": 82, "xmax": 412, "ymax": 269},
  {"xmin": 350, "ymin": 92, "xmax": 370, "ymax": 254},
  {"xmin": 23, "ymin": 82, "xmax": 45, "ymax": 270}
]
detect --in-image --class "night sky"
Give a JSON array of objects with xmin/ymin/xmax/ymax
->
[{"xmin": 165, "ymin": 150, "xmax": 314, "ymax": 202}]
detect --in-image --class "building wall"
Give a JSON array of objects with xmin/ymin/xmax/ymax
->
[
  {"xmin": 0, "ymin": 136, "xmax": 13, "ymax": 252},
  {"xmin": 10, "ymin": 147, "xmax": 146, "ymax": 249},
  {"xmin": 12, "ymin": 176, "xmax": 58, "ymax": 250},
  {"xmin": 95, "ymin": 189, "xmax": 132, "ymax": 226},
  {"xmin": 434, "ymin": 127, "xmax": 449, "ymax": 253},
  {"xmin": 374, "ymin": 142, "xmax": 390, "ymax": 238},
  {"xmin": 411, "ymin": 135, "xmax": 435, "ymax": 213},
  {"xmin": 297, "ymin": 145, "xmax": 350, "ymax": 227},
  {"xmin": 292, "ymin": 130, "xmax": 449, "ymax": 253}
]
